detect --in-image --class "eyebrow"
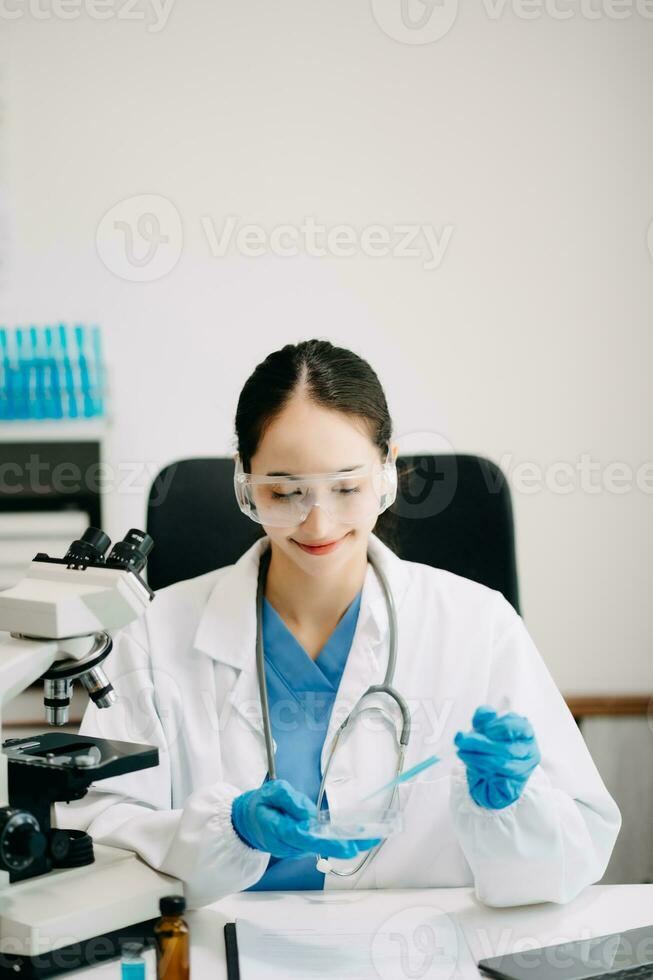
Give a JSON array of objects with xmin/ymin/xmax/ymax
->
[{"xmin": 265, "ymin": 465, "xmax": 365, "ymax": 477}]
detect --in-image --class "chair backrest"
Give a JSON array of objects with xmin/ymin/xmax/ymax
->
[{"xmin": 146, "ymin": 454, "xmax": 521, "ymax": 613}]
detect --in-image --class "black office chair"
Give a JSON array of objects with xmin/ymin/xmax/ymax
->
[{"xmin": 145, "ymin": 454, "xmax": 521, "ymax": 614}]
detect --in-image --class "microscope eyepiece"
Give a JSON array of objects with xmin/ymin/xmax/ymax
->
[
  {"xmin": 105, "ymin": 529, "xmax": 154, "ymax": 575},
  {"xmin": 60, "ymin": 526, "xmax": 153, "ymax": 576},
  {"xmin": 63, "ymin": 527, "xmax": 112, "ymax": 566}
]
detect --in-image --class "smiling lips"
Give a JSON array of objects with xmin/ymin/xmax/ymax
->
[{"xmin": 293, "ymin": 535, "xmax": 348, "ymax": 556}]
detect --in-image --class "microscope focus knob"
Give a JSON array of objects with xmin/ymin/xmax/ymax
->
[{"xmin": 0, "ymin": 808, "xmax": 47, "ymax": 872}]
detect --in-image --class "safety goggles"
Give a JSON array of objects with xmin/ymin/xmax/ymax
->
[{"xmin": 233, "ymin": 453, "xmax": 397, "ymax": 528}]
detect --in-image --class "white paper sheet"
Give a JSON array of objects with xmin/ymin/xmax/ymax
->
[{"xmin": 236, "ymin": 907, "xmax": 480, "ymax": 980}]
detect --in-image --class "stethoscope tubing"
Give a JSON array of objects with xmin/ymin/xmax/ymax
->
[{"xmin": 255, "ymin": 540, "xmax": 410, "ymax": 876}]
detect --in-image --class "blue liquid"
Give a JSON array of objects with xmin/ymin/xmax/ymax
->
[{"xmin": 121, "ymin": 959, "xmax": 145, "ymax": 979}]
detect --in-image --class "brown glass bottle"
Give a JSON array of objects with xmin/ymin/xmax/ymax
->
[{"xmin": 154, "ymin": 895, "xmax": 190, "ymax": 980}]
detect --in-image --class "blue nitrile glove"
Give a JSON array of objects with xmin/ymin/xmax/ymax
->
[
  {"xmin": 231, "ymin": 779, "xmax": 381, "ymax": 860},
  {"xmin": 454, "ymin": 706, "xmax": 541, "ymax": 810}
]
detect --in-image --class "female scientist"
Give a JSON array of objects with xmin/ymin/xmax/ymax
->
[{"xmin": 59, "ymin": 339, "xmax": 620, "ymax": 908}]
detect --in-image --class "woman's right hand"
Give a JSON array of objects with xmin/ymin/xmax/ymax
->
[{"xmin": 231, "ymin": 779, "xmax": 380, "ymax": 860}]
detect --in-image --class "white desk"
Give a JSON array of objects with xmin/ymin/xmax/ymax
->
[{"xmin": 77, "ymin": 884, "xmax": 653, "ymax": 978}]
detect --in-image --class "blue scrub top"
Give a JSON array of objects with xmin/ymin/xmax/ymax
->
[{"xmin": 247, "ymin": 588, "xmax": 362, "ymax": 891}]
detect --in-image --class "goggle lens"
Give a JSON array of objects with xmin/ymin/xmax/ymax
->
[{"xmin": 234, "ymin": 460, "xmax": 396, "ymax": 528}]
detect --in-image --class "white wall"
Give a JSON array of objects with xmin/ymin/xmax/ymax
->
[{"xmin": 2, "ymin": 0, "xmax": 652, "ymax": 695}]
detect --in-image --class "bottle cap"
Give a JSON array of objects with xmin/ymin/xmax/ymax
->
[
  {"xmin": 160, "ymin": 895, "xmax": 186, "ymax": 915},
  {"xmin": 121, "ymin": 942, "xmax": 144, "ymax": 959}
]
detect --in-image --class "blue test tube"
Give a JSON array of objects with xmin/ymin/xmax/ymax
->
[
  {"xmin": 30, "ymin": 326, "xmax": 45, "ymax": 419},
  {"xmin": 0, "ymin": 328, "xmax": 9, "ymax": 420},
  {"xmin": 75, "ymin": 325, "xmax": 94, "ymax": 418},
  {"xmin": 44, "ymin": 326, "xmax": 63, "ymax": 419},
  {"xmin": 16, "ymin": 328, "xmax": 30, "ymax": 419},
  {"xmin": 90, "ymin": 325, "xmax": 105, "ymax": 417},
  {"xmin": 5, "ymin": 328, "xmax": 18, "ymax": 420},
  {"xmin": 59, "ymin": 324, "xmax": 78, "ymax": 419},
  {"xmin": 54, "ymin": 325, "xmax": 67, "ymax": 418}
]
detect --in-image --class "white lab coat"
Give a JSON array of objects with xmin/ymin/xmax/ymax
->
[{"xmin": 56, "ymin": 533, "xmax": 621, "ymax": 909}]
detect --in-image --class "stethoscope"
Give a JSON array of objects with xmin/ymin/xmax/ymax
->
[{"xmin": 255, "ymin": 542, "xmax": 411, "ymax": 877}]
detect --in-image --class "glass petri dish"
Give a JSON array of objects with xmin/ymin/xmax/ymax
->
[{"xmin": 305, "ymin": 808, "xmax": 404, "ymax": 840}]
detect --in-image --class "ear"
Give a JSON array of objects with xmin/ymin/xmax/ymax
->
[{"xmin": 390, "ymin": 441, "xmax": 399, "ymax": 462}]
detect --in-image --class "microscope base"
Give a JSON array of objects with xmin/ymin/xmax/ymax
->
[{"xmin": 0, "ymin": 843, "xmax": 179, "ymax": 977}]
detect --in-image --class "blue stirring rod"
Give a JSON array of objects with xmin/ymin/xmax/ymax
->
[{"xmin": 361, "ymin": 753, "xmax": 443, "ymax": 802}]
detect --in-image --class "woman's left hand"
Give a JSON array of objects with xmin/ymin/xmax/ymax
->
[{"xmin": 454, "ymin": 706, "xmax": 541, "ymax": 810}]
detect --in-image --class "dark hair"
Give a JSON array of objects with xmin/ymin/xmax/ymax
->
[{"xmin": 234, "ymin": 339, "xmax": 400, "ymax": 552}]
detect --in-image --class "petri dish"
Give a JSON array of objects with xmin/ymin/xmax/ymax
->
[{"xmin": 305, "ymin": 808, "xmax": 404, "ymax": 840}]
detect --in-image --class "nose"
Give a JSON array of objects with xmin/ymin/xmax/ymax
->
[{"xmin": 299, "ymin": 496, "xmax": 337, "ymax": 536}]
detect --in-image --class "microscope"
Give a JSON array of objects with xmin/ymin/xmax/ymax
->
[{"xmin": 0, "ymin": 527, "xmax": 181, "ymax": 977}]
